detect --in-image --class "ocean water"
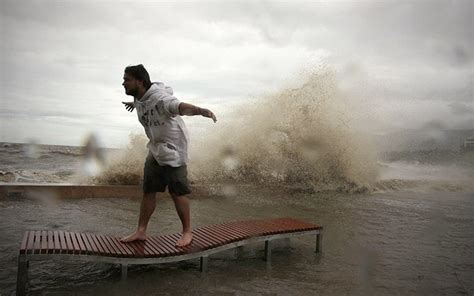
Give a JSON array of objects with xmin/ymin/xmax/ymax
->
[{"xmin": 1, "ymin": 141, "xmax": 473, "ymax": 295}]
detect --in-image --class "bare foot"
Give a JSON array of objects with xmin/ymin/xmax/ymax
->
[
  {"xmin": 176, "ymin": 232, "xmax": 193, "ymax": 247},
  {"xmin": 120, "ymin": 231, "xmax": 147, "ymax": 243}
]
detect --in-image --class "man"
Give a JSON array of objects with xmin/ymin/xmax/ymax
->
[{"xmin": 120, "ymin": 64, "xmax": 216, "ymax": 247}]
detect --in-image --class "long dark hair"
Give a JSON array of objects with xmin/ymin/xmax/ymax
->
[{"xmin": 124, "ymin": 64, "xmax": 152, "ymax": 89}]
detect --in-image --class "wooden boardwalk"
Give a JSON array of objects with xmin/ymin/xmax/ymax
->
[{"xmin": 17, "ymin": 217, "xmax": 323, "ymax": 295}]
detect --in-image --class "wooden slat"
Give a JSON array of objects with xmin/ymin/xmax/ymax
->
[
  {"xmin": 123, "ymin": 240, "xmax": 145, "ymax": 257},
  {"xmin": 95, "ymin": 235, "xmax": 112, "ymax": 255},
  {"xmin": 58, "ymin": 231, "xmax": 67, "ymax": 254},
  {"xmin": 47, "ymin": 231, "xmax": 54, "ymax": 254},
  {"xmin": 80, "ymin": 233, "xmax": 93, "ymax": 255},
  {"xmin": 108, "ymin": 236, "xmax": 128, "ymax": 256},
  {"xmin": 194, "ymin": 228, "xmax": 222, "ymax": 248},
  {"xmin": 189, "ymin": 229, "xmax": 213, "ymax": 248},
  {"xmin": 218, "ymin": 222, "xmax": 248, "ymax": 241},
  {"xmin": 148, "ymin": 235, "xmax": 174, "ymax": 256},
  {"xmin": 140, "ymin": 238, "xmax": 162, "ymax": 257},
  {"xmin": 118, "ymin": 238, "xmax": 140, "ymax": 257},
  {"xmin": 228, "ymin": 222, "xmax": 254, "ymax": 239},
  {"xmin": 89, "ymin": 233, "xmax": 105, "ymax": 255},
  {"xmin": 162, "ymin": 234, "xmax": 182, "ymax": 255},
  {"xmin": 53, "ymin": 231, "xmax": 61, "ymax": 254},
  {"xmin": 18, "ymin": 218, "xmax": 321, "ymax": 260},
  {"xmin": 146, "ymin": 236, "xmax": 172, "ymax": 257},
  {"xmin": 40, "ymin": 231, "xmax": 48, "ymax": 254},
  {"xmin": 64, "ymin": 232, "xmax": 74, "ymax": 254},
  {"xmin": 19, "ymin": 231, "xmax": 29, "ymax": 253},
  {"xmin": 74, "ymin": 232, "xmax": 87, "ymax": 255},
  {"xmin": 139, "ymin": 239, "xmax": 159, "ymax": 257},
  {"xmin": 169, "ymin": 234, "xmax": 186, "ymax": 254},
  {"xmin": 223, "ymin": 222, "xmax": 251, "ymax": 239},
  {"xmin": 180, "ymin": 232, "xmax": 207, "ymax": 253},
  {"xmin": 141, "ymin": 240, "xmax": 157, "ymax": 257},
  {"xmin": 33, "ymin": 231, "xmax": 41, "ymax": 254},
  {"xmin": 19, "ymin": 231, "xmax": 29, "ymax": 254},
  {"xmin": 81, "ymin": 233, "xmax": 99, "ymax": 255},
  {"xmin": 69, "ymin": 232, "xmax": 81, "ymax": 254},
  {"xmin": 110, "ymin": 237, "xmax": 133, "ymax": 257},
  {"xmin": 149, "ymin": 235, "xmax": 174, "ymax": 255},
  {"xmin": 98, "ymin": 235, "xmax": 117, "ymax": 256},
  {"xmin": 209, "ymin": 224, "xmax": 241, "ymax": 243},
  {"xmin": 103, "ymin": 235, "xmax": 126, "ymax": 257},
  {"xmin": 200, "ymin": 225, "xmax": 229, "ymax": 245},
  {"xmin": 26, "ymin": 231, "xmax": 35, "ymax": 254}
]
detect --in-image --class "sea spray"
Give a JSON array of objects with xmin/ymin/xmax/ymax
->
[
  {"xmin": 190, "ymin": 66, "xmax": 378, "ymax": 192},
  {"xmin": 96, "ymin": 66, "xmax": 378, "ymax": 192},
  {"xmin": 92, "ymin": 134, "xmax": 147, "ymax": 185}
]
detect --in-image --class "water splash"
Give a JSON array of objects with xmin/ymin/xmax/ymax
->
[
  {"xmin": 96, "ymin": 66, "xmax": 378, "ymax": 193},
  {"xmin": 191, "ymin": 66, "xmax": 378, "ymax": 192},
  {"xmin": 92, "ymin": 134, "xmax": 147, "ymax": 185}
]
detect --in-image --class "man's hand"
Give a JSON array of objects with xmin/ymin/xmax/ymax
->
[
  {"xmin": 122, "ymin": 101, "xmax": 135, "ymax": 112},
  {"xmin": 199, "ymin": 108, "xmax": 217, "ymax": 123}
]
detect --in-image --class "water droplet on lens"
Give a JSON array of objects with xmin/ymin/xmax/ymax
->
[
  {"xmin": 80, "ymin": 133, "xmax": 105, "ymax": 177},
  {"xmin": 221, "ymin": 145, "xmax": 239, "ymax": 172},
  {"xmin": 23, "ymin": 140, "xmax": 39, "ymax": 159},
  {"xmin": 222, "ymin": 184, "xmax": 238, "ymax": 197}
]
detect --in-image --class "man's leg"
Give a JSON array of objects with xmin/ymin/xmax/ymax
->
[
  {"xmin": 120, "ymin": 192, "xmax": 157, "ymax": 242},
  {"xmin": 171, "ymin": 194, "xmax": 193, "ymax": 247}
]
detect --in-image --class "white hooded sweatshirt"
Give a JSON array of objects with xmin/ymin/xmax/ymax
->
[{"xmin": 134, "ymin": 82, "xmax": 189, "ymax": 167}]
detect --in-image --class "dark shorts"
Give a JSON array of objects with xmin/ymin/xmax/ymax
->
[{"xmin": 143, "ymin": 153, "xmax": 192, "ymax": 196}]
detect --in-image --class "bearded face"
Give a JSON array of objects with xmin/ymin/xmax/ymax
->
[{"xmin": 122, "ymin": 73, "xmax": 141, "ymax": 97}]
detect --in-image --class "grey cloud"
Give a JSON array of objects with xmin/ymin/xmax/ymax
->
[
  {"xmin": 1, "ymin": 0, "xmax": 473, "ymax": 146},
  {"xmin": 449, "ymin": 102, "xmax": 474, "ymax": 115}
]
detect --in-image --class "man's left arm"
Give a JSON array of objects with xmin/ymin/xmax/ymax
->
[{"xmin": 178, "ymin": 102, "xmax": 217, "ymax": 123}]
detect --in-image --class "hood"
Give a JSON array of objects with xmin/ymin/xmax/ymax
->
[{"xmin": 138, "ymin": 82, "xmax": 174, "ymax": 102}]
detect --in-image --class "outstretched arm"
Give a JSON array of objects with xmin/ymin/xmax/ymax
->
[
  {"xmin": 122, "ymin": 101, "xmax": 135, "ymax": 112},
  {"xmin": 179, "ymin": 102, "xmax": 217, "ymax": 123}
]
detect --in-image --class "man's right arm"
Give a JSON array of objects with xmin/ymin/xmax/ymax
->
[{"xmin": 122, "ymin": 101, "xmax": 135, "ymax": 112}]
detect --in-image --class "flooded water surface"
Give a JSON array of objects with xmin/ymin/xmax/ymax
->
[{"xmin": 1, "ymin": 187, "xmax": 473, "ymax": 295}]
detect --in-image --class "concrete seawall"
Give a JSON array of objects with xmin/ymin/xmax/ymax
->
[
  {"xmin": 0, "ymin": 183, "xmax": 143, "ymax": 199},
  {"xmin": 0, "ymin": 183, "xmax": 210, "ymax": 199}
]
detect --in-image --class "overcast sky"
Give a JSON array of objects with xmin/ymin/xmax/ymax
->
[{"xmin": 1, "ymin": 0, "xmax": 472, "ymax": 148}]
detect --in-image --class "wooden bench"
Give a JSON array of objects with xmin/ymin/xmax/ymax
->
[{"xmin": 17, "ymin": 217, "xmax": 323, "ymax": 295}]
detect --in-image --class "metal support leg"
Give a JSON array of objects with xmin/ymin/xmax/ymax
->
[
  {"xmin": 316, "ymin": 233, "xmax": 323, "ymax": 253},
  {"xmin": 264, "ymin": 240, "xmax": 271, "ymax": 262},
  {"xmin": 200, "ymin": 256, "xmax": 208, "ymax": 272},
  {"xmin": 16, "ymin": 255, "xmax": 28, "ymax": 296},
  {"xmin": 121, "ymin": 264, "xmax": 128, "ymax": 280}
]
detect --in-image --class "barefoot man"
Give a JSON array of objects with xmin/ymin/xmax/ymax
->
[{"xmin": 120, "ymin": 64, "xmax": 216, "ymax": 247}]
